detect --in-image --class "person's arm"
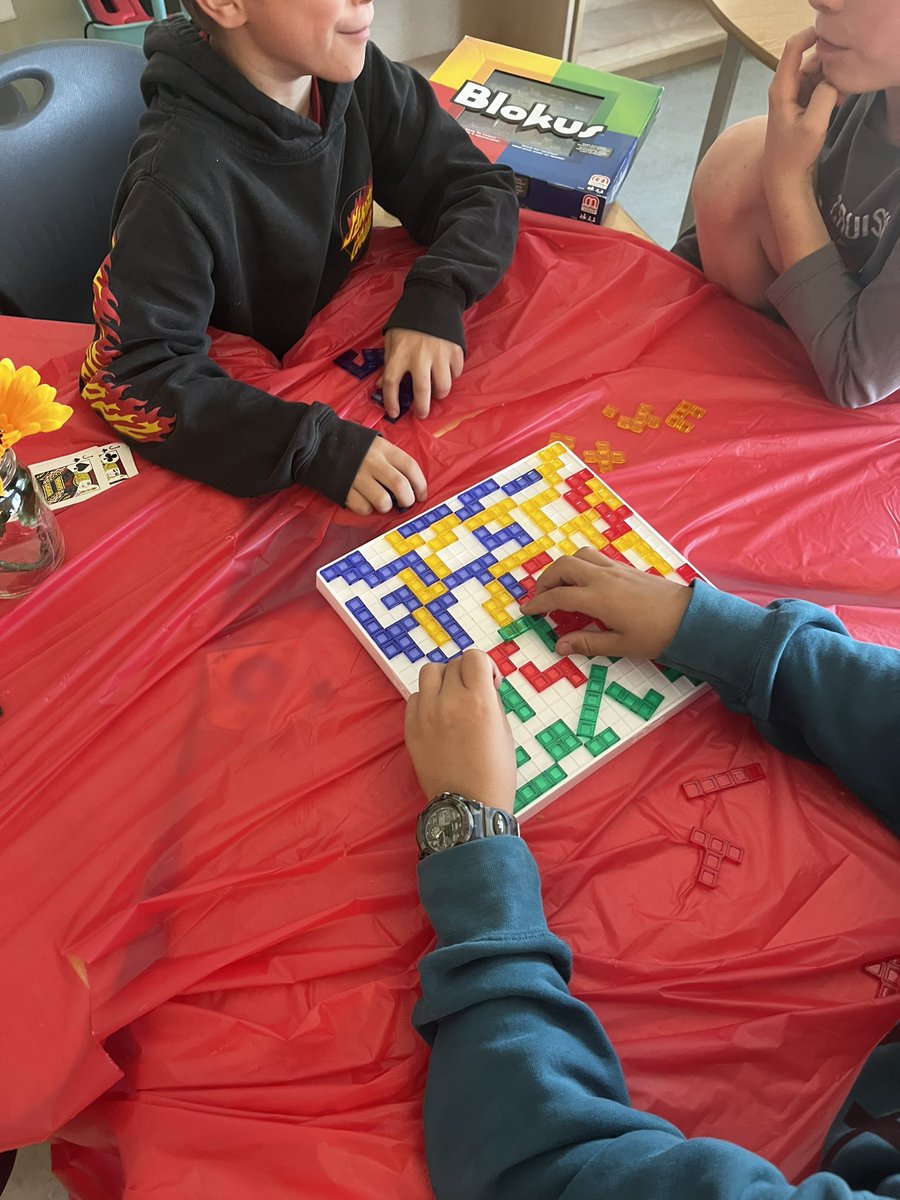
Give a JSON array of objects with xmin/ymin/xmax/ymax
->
[
  {"xmin": 355, "ymin": 45, "xmax": 518, "ymax": 417},
  {"xmin": 660, "ymin": 582, "xmax": 900, "ymax": 833},
  {"xmin": 80, "ymin": 178, "xmax": 424, "ymax": 511},
  {"xmin": 523, "ymin": 552, "xmax": 900, "ymax": 836},
  {"xmin": 360, "ymin": 45, "xmax": 519, "ymax": 352},
  {"xmin": 405, "ymin": 653, "xmax": 882, "ymax": 1200},
  {"xmin": 765, "ymin": 237, "xmax": 900, "ymax": 409},
  {"xmin": 761, "ymin": 32, "xmax": 900, "ymax": 408}
]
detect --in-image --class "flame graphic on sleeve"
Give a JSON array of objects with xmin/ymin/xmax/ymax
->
[
  {"xmin": 340, "ymin": 179, "xmax": 374, "ymax": 262},
  {"xmin": 80, "ymin": 246, "xmax": 176, "ymax": 443}
]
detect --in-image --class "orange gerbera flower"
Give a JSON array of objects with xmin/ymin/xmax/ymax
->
[{"xmin": 0, "ymin": 358, "xmax": 73, "ymax": 453}]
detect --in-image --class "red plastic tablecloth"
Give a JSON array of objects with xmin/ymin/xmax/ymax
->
[{"xmin": 2, "ymin": 213, "xmax": 898, "ymax": 1199}]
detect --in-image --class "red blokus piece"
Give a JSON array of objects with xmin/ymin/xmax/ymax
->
[
  {"xmin": 563, "ymin": 492, "xmax": 590, "ymax": 514},
  {"xmin": 863, "ymin": 958, "xmax": 900, "ymax": 998},
  {"xmin": 558, "ymin": 659, "xmax": 588, "ymax": 687},
  {"xmin": 676, "ymin": 563, "xmax": 701, "ymax": 583},
  {"xmin": 517, "ymin": 576, "xmax": 537, "ymax": 607},
  {"xmin": 681, "ymin": 763, "xmax": 766, "ymax": 800},
  {"xmin": 689, "ymin": 827, "xmax": 745, "ymax": 888},
  {"xmin": 521, "ymin": 552, "xmax": 553, "ymax": 575},
  {"xmin": 548, "ymin": 610, "xmax": 594, "ymax": 637},
  {"xmin": 565, "ymin": 468, "xmax": 594, "ymax": 487}
]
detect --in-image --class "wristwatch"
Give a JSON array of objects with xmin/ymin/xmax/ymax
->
[{"xmin": 416, "ymin": 792, "xmax": 520, "ymax": 859}]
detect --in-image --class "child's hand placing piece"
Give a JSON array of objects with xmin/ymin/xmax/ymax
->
[
  {"xmin": 405, "ymin": 649, "xmax": 516, "ymax": 814},
  {"xmin": 345, "ymin": 438, "xmax": 427, "ymax": 516},
  {"xmin": 522, "ymin": 548, "xmax": 693, "ymax": 661},
  {"xmin": 381, "ymin": 329, "xmax": 464, "ymax": 420}
]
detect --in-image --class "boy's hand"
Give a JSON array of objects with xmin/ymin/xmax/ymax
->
[
  {"xmin": 382, "ymin": 329, "xmax": 464, "ymax": 420},
  {"xmin": 764, "ymin": 27, "xmax": 839, "ymax": 189},
  {"xmin": 405, "ymin": 649, "xmax": 516, "ymax": 814},
  {"xmin": 345, "ymin": 439, "xmax": 427, "ymax": 516},
  {"xmin": 522, "ymin": 548, "xmax": 692, "ymax": 661}
]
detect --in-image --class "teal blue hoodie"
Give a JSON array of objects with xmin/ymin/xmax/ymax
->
[{"xmin": 414, "ymin": 582, "xmax": 900, "ymax": 1200}]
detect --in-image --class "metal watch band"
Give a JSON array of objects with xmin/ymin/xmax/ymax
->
[{"xmin": 417, "ymin": 792, "xmax": 519, "ymax": 858}]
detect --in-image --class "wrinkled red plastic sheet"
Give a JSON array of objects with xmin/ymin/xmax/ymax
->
[{"xmin": 2, "ymin": 213, "xmax": 899, "ymax": 1199}]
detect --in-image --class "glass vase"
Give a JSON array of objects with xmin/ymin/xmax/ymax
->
[{"xmin": 0, "ymin": 448, "xmax": 65, "ymax": 600}]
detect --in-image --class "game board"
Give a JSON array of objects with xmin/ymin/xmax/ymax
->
[{"xmin": 317, "ymin": 444, "xmax": 707, "ymax": 820}]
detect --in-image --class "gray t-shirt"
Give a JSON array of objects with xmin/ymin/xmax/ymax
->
[{"xmin": 766, "ymin": 91, "xmax": 900, "ymax": 409}]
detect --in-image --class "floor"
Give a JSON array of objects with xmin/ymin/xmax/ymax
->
[{"xmin": 3, "ymin": 44, "xmax": 772, "ymax": 1200}]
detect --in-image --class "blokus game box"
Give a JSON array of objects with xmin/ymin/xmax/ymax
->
[{"xmin": 430, "ymin": 37, "xmax": 662, "ymax": 225}]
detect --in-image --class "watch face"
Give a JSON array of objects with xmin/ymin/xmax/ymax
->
[{"xmin": 424, "ymin": 803, "xmax": 467, "ymax": 851}]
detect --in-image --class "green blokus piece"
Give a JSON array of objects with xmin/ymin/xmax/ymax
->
[
  {"xmin": 515, "ymin": 763, "xmax": 568, "ymax": 811},
  {"xmin": 606, "ymin": 681, "xmax": 640, "ymax": 711},
  {"xmin": 532, "ymin": 616, "xmax": 559, "ymax": 653},
  {"xmin": 499, "ymin": 616, "xmax": 529, "ymax": 642},
  {"xmin": 515, "ymin": 746, "xmax": 531, "ymax": 768},
  {"xmin": 635, "ymin": 689, "xmax": 665, "ymax": 720},
  {"xmin": 587, "ymin": 665, "xmax": 608, "ymax": 695},
  {"xmin": 653, "ymin": 662, "xmax": 704, "ymax": 688},
  {"xmin": 585, "ymin": 727, "xmax": 621, "ymax": 756},
  {"xmin": 514, "ymin": 780, "xmax": 539, "ymax": 812},
  {"xmin": 578, "ymin": 665, "xmax": 608, "ymax": 739},
  {"xmin": 499, "ymin": 679, "xmax": 535, "ymax": 722}
]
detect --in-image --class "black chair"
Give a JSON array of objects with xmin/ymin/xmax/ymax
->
[{"xmin": 0, "ymin": 39, "xmax": 145, "ymax": 322}]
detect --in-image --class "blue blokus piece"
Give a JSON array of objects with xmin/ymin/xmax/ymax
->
[
  {"xmin": 334, "ymin": 349, "xmax": 382, "ymax": 380},
  {"xmin": 370, "ymin": 374, "xmax": 414, "ymax": 423}
]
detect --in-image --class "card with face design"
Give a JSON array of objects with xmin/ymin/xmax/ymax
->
[{"xmin": 29, "ymin": 449, "xmax": 110, "ymax": 510}]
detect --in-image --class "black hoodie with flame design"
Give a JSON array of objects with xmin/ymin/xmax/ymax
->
[{"xmin": 81, "ymin": 17, "xmax": 518, "ymax": 502}]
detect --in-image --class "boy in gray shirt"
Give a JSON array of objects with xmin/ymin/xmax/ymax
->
[{"xmin": 675, "ymin": 1, "xmax": 899, "ymax": 410}]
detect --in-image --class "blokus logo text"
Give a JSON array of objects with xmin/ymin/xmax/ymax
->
[{"xmin": 452, "ymin": 81, "xmax": 607, "ymax": 140}]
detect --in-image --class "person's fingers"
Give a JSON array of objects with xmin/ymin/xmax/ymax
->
[
  {"xmin": 523, "ymin": 584, "xmax": 596, "ymax": 615},
  {"xmin": 410, "ymin": 361, "xmax": 432, "ymax": 418},
  {"xmin": 450, "ymin": 346, "xmax": 464, "ymax": 379},
  {"xmin": 431, "ymin": 360, "xmax": 453, "ymax": 401},
  {"xmin": 381, "ymin": 366, "xmax": 403, "ymax": 419},
  {"xmin": 459, "ymin": 647, "xmax": 494, "ymax": 692},
  {"xmin": 806, "ymin": 79, "xmax": 840, "ymax": 128},
  {"xmin": 391, "ymin": 450, "xmax": 427, "ymax": 502},
  {"xmin": 573, "ymin": 546, "xmax": 608, "ymax": 566},
  {"xmin": 417, "ymin": 661, "xmax": 445, "ymax": 701},
  {"xmin": 344, "ymin": 486, "xmax": 373, "ymax": 516},
  {"xmin": 378, "ymin": 464, "xmax": 415, "ymax": 510},
  {"xmin": 771, "ymin": 27, "xmax": 817, "ymax": 103},
  {"xmin": 556, "ymin": 630, "xmax": 621, "ymax": 658},
  {"xmin": 354, "ymin": 470, "xmax": 394, "ymax": 514},
  {"xmin": 528, "ymin": 553, "xmax": 602, "ymax": 599}
]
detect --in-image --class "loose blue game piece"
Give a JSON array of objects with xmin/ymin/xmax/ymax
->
[
  {"xmin": 334, "ymin": 349, "xmax": 381, "ymax": 380},
  {"xmin": 370, "ymin": 374, "xmax": 414, "ymax": 423}
]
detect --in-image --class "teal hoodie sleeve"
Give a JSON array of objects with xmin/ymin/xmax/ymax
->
[
  {"xmin": 414, "ymin": 839, "xmax": 887, "ymax": 1200},
  {"xmin": 660, "ymin": 582, "xmax": 900, "ymax": 835},
  {"xmin": 413, "ymin": 588, "xmax": 899, "ymax": 1200}
]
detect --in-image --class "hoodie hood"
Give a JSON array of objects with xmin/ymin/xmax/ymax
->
[{"xmin": 141, "ymin": 16, "xmax": 352, "ymax": 154}]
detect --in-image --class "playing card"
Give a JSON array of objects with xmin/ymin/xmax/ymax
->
[
  {"xmin": 30, "ymin": 449, "xmax": 110, "ymax": 511},
  {"xmin": 95, "ymin": 442, "xmax": 138, "ymax": 486}
]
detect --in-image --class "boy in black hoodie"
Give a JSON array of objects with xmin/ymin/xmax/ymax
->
[{"xmin": 81, "ymin": 0, "xmax": 518, "ymax": 514}]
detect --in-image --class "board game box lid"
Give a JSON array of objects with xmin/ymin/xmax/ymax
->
[{"xmin": 429, "ymin": 37, "xmax": 662, "ymax": 215}]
